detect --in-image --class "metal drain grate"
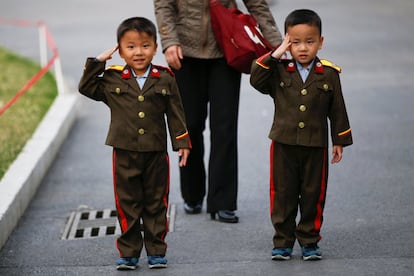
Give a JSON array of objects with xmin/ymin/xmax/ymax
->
[{"xmin": 62, "ymin": 204, "xmax": 176, "ymax": 240}]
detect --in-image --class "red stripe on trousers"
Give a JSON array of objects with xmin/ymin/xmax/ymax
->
[
  {"xmin": 112, "ymin": 149, "xmax": 128, "ymax": 232},
  {"xmin": 314, "ymin": 148, "xmax": 327, "ymax": 233},
  {"xmin": 162, "ymin": 154, "xmax": 170, "ymax": 239},
  {"xmin": 269, "ymin": 141, "xmax": 275, "ymax": 214}
]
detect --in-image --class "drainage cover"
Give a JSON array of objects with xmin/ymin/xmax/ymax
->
[{"xmin": 62, "ymin": 204, "xmax": 176, "ymax": 240}]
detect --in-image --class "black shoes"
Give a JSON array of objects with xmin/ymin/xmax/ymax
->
[
  {"xmin": 183, "ymin": 202, "xmax": 202, "ymax": 214},
  {"xmin": 184, "ymin": 202, "xmax": 239, "ymax": 223},
  {"xmin": 210, "ymin": 210, "xmax": 239, "ymax": 223}
]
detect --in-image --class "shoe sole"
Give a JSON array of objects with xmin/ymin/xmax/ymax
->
[
  {"xmin": 148, "ymin": 263, "xmax": 168, "ymax": 269},
  {"xmin": 272, "ymin": 255, "xmax": 291, "ymax": 260},
  {"xmin": 116, "ymin": 264, "xmax": 137, "ymax": 270},
  {"xmin": 302, "ymin": 255, "xmax": 322, "ymax": 261}
]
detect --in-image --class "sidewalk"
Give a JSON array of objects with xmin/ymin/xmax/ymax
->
[{"xmin": 0, "ymin": 89, "xmax": 79, "ymax": 250}]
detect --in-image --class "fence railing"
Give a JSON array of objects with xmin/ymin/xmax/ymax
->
[{"xmin": 0, "ymin": 18, "xmax": 64, "ymax": 116}]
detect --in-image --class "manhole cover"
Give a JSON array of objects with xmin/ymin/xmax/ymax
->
[{"xmin": 62, "ymin": 204, "xmax": 176, "ymax": 240}]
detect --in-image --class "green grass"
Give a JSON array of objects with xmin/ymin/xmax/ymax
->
[{"xmin": 0, "ymin": 47, "xmax": 57, "ymax": 179}]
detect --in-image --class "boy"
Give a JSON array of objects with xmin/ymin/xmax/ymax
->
[
  {"xmin": 78, "ymin": 17, "xmax": 191, "ymax": 270},
  {"xmin": 250, "ymin": 9, "xmax": 353, "ymax": 261}
]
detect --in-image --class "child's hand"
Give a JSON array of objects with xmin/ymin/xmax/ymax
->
[
  {"xmin": 331, "ymin": 145, "xmax": 343, "ymax": 164},
  {"xmin": 271, "ymin": 33, "xmax": 291, "ymax": 59},
  {"xmin": 96, "ymin": 45, "xmax": 119, "ymax": 62},
  {"xmin": 178, "ymin": 148, "xmax": 190, "ymax": 167}
]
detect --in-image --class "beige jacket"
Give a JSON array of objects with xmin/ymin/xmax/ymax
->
[{"xmin": 154, "ymin": 0, "xmax": 282, "ymax": 59}]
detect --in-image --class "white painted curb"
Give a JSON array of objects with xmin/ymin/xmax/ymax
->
[{"xmin": 0, "ymin": 90, "xmax": 79, "ymax": 249}]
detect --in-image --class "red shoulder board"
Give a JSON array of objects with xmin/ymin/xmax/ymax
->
[{"xmin": 152, "ymin": 64, "xmax": 175, "ymax": 77}]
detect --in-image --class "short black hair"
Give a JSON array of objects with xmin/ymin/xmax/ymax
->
[
  {"xmin": 117, "ymin": 17, "xmax": 157, "ymax": 43},
  {"xmin": 284, "ymin": 9, "xmax": 322, "ymax": 35}
]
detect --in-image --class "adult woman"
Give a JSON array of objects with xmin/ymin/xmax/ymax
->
[{"xmin": 154, "ymin": 0, "xmax": 282, "ymax": 223}]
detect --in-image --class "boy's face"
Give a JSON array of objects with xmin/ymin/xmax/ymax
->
[
  {"xmin": 287, "ymin": 24, "xmax": 323, "ymax": 68},
  {"xmin": 118, "ymin": 30, "xmax": 157, "ymax": 76}
]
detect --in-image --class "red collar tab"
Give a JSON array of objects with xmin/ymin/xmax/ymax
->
[
  {"xmin": 286, "ymin": 62, "xmax": 296, "ymax": 72},
  {"xmin": 315, "ymin": 61, "xmax": 324, "ymax": 73},
  {"xmin": 122, "ymin": 68, "xmax": 131, "ymax": 79},
  {"xmin": 150, "ymin": 67, "xmax": 160, "ymax": 78}
]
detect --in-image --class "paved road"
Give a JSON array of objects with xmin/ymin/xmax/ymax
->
[{"xmin": 1, "ymin": 0, "xmax": 414, "ymax": 275}]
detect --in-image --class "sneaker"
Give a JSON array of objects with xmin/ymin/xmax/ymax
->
[
  {"xmin": 184, "ymin": 202, "xmax": 202, "ymax": 214},
  {"xmin": 116, "ymin": 257, "xmax": 139, "ymax": 270},
  {"xmin": 302, "ymin": 244, "xmax": 322, "ymax": 260},
  {"xmin": 271, "ymin": 247, "xmax": 292, "ymax": 260},
  {"xmin": 148, "ymin": 255, "xmax": 168, "ymax": 269}
]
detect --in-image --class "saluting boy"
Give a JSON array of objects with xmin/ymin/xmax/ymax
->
[
  {"xmin": 250, "ymin": 9, "xmax": 353, "ymax": 261},
  {"xmin": 78, "ymin": 17, "xmax": 191, "ymax": 270}
]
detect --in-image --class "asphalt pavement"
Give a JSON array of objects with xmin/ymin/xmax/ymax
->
[{"xmin": 1, "ymin": 0, "xmax": 413, "ymax": 275}]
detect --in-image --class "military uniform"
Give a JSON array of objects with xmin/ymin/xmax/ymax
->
[
  {"xmin": 79, "ymin": 58, "xmax": 191, "ymax": 257},
  {"xmin": 250, "ymin": 53, "xmax": 353, "ymax": 248}
]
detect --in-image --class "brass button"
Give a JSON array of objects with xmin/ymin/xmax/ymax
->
[
  {"xmin": 138, "ymin": 111, "xmax": 145, "ymax": 118},
  {"xmin": 301, "ymin": 89, "xmax": 307, "ymax": 96},
  {"xmin": 298, "ymin": 122, "xmax": 305, "ymax": 129},
  {"xmin": 280, "ymin": 81, "xmax": 285, "ymax": 88},
  {"xmin": 161, "ymin": 88, "xmax": 167, "ymax": 95},
  {"xmin": 138, "ymin": 128, "xmax": 145, "ymax": 135},
  {"xmin": 138, "ymin": 95, "xmax": 145, "ymax": 102},
  {"xmin": 323, "ymin": 84, "xmax": 329, "ymax": 91},
  {"xmin": 299, "ymin": 105, "xmax": 307, "ymax": 112},
  {"xmin": 115, "ymin": 87, "xmax": 121, "ymax": 94}
]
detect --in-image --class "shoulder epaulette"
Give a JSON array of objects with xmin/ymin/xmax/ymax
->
[
  {"xmin": 320, "ymin": 59, "xmax": 341, "ymax": 73},
  {"xmin": 153, "ymin": 64, "xmax": 175, "ymax": 77},
  {"xmin": 106, "ymin": 65, "xmax": 124, "ymax": 71}
]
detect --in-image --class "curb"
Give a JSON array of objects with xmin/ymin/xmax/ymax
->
[{"xmin": 0, "ymin": 89, "xmax": 79, "ymax": 250}]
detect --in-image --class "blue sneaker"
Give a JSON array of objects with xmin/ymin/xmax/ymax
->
[
  {"xmin": 116, "ymin": 257, "xmax": 139, "ymax": 270},
  {"xmin": 148, "ymin": 255, "xmax": 168, "ymax": 269},
  {"xmin": 301, "ymin": 244, "xmax": 322, "ymax": 260},
  {"xmin": 271, "ymin": 247, "xmax": 292, "ymax": 260}
]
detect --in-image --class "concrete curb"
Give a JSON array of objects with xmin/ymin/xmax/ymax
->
[{"xmin": 0, "ymin": 90, "xmax": 79, "ymax": 249}]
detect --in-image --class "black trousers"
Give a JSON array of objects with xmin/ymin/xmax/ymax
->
[
  {"xmin": 270, "ymin": 142, "xmax": 328, "ymax": 248},
  {"xmin": 174, "ymin": 57, "xmax": 241, "ymax": 213}
]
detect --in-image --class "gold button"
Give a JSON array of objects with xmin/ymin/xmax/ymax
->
[
  {"xmin": 280, "ymin": 81, "xmax": 285, "ymax": 88},
  {"xmin": 299, "ymin": 105, "xmax": 307, "ymax": 112},
  {"xmin": 138, "ymin": 111, "xmax": 145, "ymax": 118},
  {"xmin": 161, "ymin": 89, "xmax": 167, "ymax": 95},
  {"xmin": 115, "ymin": 87, "xmax": 121, "ymax": 94},
  {"xmin": 138, "ymin": 95, "xmax": 145, "ymax": 102},
  {"xmin": 298, "ymin": 122, "xmax": 305, "ymax": 129},
  {"xmin": 138, "ymin": 128, "xmax": 145, "ymax": 135},
  {"xmin": 323, "ymin": 84, "xmax": 329, "ymax": 91},
  {"xmin": 301, "ymin": 89, "xmax": 307, "ymax": 96}
]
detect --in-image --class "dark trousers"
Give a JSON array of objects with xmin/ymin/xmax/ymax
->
[
  {"xmin": 112, "ymin": 148, "xmax": 169, "ymax": 257},
  {"xmin": 270, "ymin": 142, "xmax": 328, "ymax": 248},
  {"xmin": 174, "ymin": 57, "xmax": 241, "ymax": 213}
]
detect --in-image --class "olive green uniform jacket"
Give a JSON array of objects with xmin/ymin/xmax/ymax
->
[
  {"xmin": 250, "ymin": 54, "xmax": 353, "ymax": 148},
  {"xmin": 78, "ymin": 58, "xmax": 191, "ymax": 151}
]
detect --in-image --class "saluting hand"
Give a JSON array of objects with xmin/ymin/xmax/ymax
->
[
  {"xmin": 165, "ymin": 45, "xmax": 183, "ymax": 70},
  {"xmin": 96, "ymin": 45, "xmax": 119, "ymax": 62},
  {"xmin": 271, "ymin": 33, "xmax": 291, "ymax": 60}
]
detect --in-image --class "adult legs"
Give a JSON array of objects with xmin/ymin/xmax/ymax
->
[{"xmin": 206, "ymin": 59, "xmax": 241, "ymax": 213}]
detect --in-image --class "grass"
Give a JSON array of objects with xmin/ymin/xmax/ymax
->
[{"xmin": 0, "ymin": 46, "xmax": 57, "ymax": 180}]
